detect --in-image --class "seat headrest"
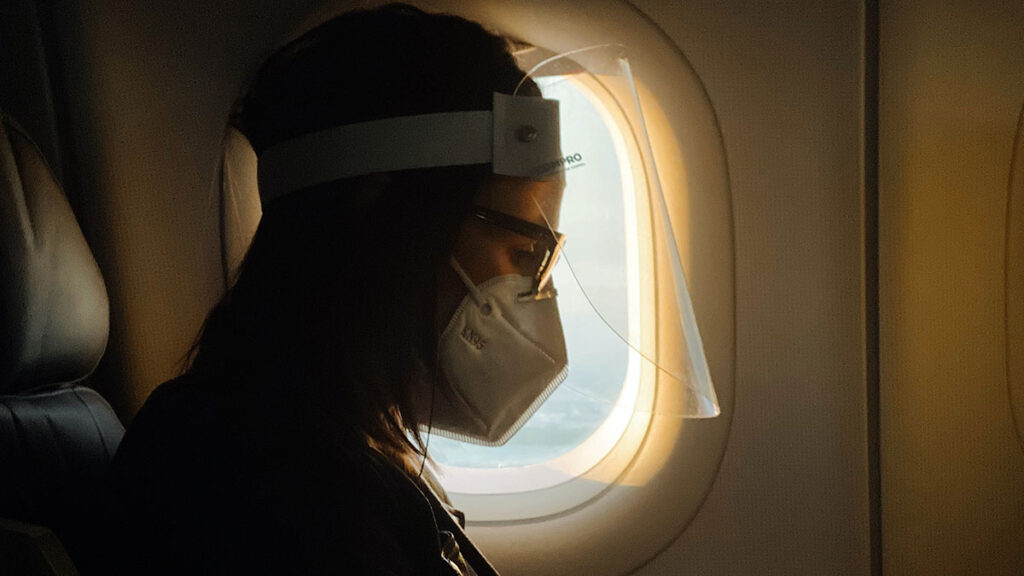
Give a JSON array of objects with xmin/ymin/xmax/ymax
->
[{"xmin": 0, "ymin": 112, "xmax": 109, "ymax": 393}]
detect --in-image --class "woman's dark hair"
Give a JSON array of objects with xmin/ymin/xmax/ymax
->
[{"xmin": 187, "ymin": 4, "xmax": 538, "ymax": 467}]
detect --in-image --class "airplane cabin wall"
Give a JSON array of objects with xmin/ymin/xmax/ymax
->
[
  {"xmin": 879, "ymin": 2, "xmax": 1024, "ymax": 574},
  {"xmin": 44, "ymin": 0, "xmax": 324, "ymax": 417},
  {"xmin": 628, "ymin": 2, "xmax": 872, "ymax": 574}
]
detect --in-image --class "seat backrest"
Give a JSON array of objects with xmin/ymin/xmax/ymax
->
[{"xmin": 0, "ymin": 110, "xmax": 124, "ymax": 574}]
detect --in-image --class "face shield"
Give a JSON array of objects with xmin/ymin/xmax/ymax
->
[
  {"xmin": 493, "ymin": 43, "xmax": 719, "ymax": 423},
  {"xmin": 256, "ymin": 43, "xmax": 719, "ymax": 447}
]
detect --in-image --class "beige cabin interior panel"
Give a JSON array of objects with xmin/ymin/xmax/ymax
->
[
  {"xmin": 630, "ymin": 1, "xmax": 871, "ymax": 574},
  {"xmin": 880, "ymin": 1, "xmax": 1024, "ymax": 574},
  {"xmin": 49, "ymin": 0, "xmax": 326, "ymax": 417}
]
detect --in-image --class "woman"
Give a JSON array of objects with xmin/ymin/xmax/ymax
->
[{"xmin": 105, "ymin": 4, "xmax": 568, "ymax": 575}]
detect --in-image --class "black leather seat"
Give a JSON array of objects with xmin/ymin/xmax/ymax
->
[{"xmin": 0, "ymin": 110, "xmax": 124, "ymax": 575}]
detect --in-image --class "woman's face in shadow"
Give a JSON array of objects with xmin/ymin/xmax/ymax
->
[{"xmin": 435, "ymin": 174, "xmax": 564, "ymax": 331}]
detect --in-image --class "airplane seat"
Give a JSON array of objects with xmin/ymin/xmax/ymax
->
[{"xmin": 0, "ymin": 110, "xmax": 124, "ymax": 575}]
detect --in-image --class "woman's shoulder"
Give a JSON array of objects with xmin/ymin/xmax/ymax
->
[
  {"xmin": 112, "ymin": 371, "xmax": 229, "ymax": 456},
  {"xmin": 110, "ymin": 367, "xmax": 434, "ymax": 521},
  {"xmin": 105, "ymin": 371, "xmax": 445, "ymax": 574}
]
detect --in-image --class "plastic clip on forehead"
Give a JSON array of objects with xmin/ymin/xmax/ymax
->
[{"xmin": 255, "ymin": 92, "xmax": 562, "ymax": 205}]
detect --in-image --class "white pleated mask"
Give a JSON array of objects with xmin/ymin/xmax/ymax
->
[{"xmin": 431, "ymin": 258, "xmax": 568, "ymax": 446}]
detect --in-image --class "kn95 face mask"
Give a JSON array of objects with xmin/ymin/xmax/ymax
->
[{"xmin": 430, "ymin": 258, "xmax": 568, "ymax": 446}]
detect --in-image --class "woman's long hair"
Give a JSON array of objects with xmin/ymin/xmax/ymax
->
[{"xmin": 186, "ymin": 3, "xmax": 538, "ymax": 467}]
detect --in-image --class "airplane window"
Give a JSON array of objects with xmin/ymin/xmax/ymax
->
[{"xmin": 425, "ymin": 72, "xmax": 646, "ymax": 489}]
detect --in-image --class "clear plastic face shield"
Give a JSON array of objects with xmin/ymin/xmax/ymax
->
[
  {"xmin": 256, "ymin": 43, "xmax": 719, "ymax": 451},
  {"xmin": 498, "ymin": 43, "xmax": 720, "ymax": 422}
]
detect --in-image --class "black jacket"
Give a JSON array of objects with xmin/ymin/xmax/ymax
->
[{"xmin": 103, "ymin": 372, "xmax": 495, "ymax": 575}]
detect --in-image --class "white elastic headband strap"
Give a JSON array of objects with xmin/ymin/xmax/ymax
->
[{"xmin": 257, "ymin": 92, "xmax": 561, "ymax": 204}]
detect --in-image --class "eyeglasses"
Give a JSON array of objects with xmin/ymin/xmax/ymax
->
[{"xmin": 471, "ymin": 205, "xmax": 566, "ymax": 300}]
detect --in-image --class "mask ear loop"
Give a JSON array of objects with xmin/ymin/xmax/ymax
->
[
  {"xmin": 418, "ymin": 257, "xmax": 481, "ymax": 481},
  {"xmin": 418, "ymin": 261, "xmax": 464, "ymax": 481},
  {"xmin": 449, "ymin": 257, "xmax": 486, "ymax": 306},
  {"xmin": 417, "ymin": 344, "xmax": 439, "ymax": 481},
  {"xmin": 415, "ymin": 292, "xmax": 446, "ymax": 482}
]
